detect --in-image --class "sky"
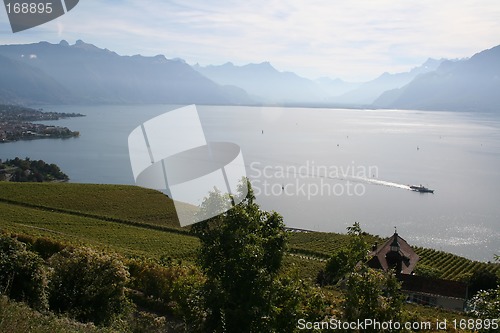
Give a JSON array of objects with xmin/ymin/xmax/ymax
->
[{"xmin": 1, "ymin": 0, "xmax": 500, "ymax": 81}]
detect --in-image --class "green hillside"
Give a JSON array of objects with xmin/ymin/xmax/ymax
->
[
  {"xmin": 0, "ymin": 182, "xmax": 182, "ymax": 228},
  {"xmin": 0, "ymin": 182, "xmax": 498, "ymax": 281}
]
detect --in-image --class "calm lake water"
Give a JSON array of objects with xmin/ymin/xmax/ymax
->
[{"xmin": 1, "ymin": 104, "xmax": 499, "ymax": 261}]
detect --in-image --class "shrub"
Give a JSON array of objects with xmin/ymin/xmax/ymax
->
[
  {"xmin": 0, "ymin": 296, "xmax": 114, "ymax": 333},
  {"xmin": 469, "ymin": 268, "xmax": 500, "ymax": 296},
  {"xmin": 48, "ymin": 247, "xmax": 129, "ymax": 325},
  {"xmin": 344, "ymin": 264, "xmax": 404, "ymax": 331},
  {"xmin": 467, "ymin": 286, "xmax": 500, "ymax": 332},
  {"xmin": 33, "ymin": 237, "xmax": 67, "ymax": 259},
  {"xmin": 128, "ymin": 259, "xmax": 206, "ymax": 330},
  {"xmin": 414, "ymin": 264, "xmax": 443, "ymax": 279},
  {"xmin": 0, "ymin": 234, "xmax": 48, "ymax": 310}
]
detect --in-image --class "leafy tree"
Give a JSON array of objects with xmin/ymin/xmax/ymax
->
[
  {"xmin": 468, "ymin": 287, "xmax": 500, "ymax": 331},
  {"xmin": 466, "ymin": 253, "xmax": 500, "ymax": 331},
  {"xmin": 3, "ymin": 157, "xmax": 68, "ymax": 182},
  {"xmin": 318, "ymin": 222, "xmax": 370, "ymax": 285},
  {"xmin": 0, "ymin": 234, "xmax": 48, "ymax": 310},
  {"xmin": 48, "ymin": 247, "xmax": 129, "ymax": 325},
  {"xmin": 343, "ymin": 264, "xmax": 405, "ymax": 331},
  {"xmin": 468, "ymin": 268, "xmax": 500, "ymax": 297},
  {"xmin": 191, "ymin": 179, "xmax": 289, "ymax": 333},
  {"xmin": 270, "ymin": 273, "xmax": 329, "ymax": 333}
]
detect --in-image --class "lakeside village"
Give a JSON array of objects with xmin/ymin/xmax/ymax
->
[{"xmin": 0, "ymin": 104, "xmax": 83, "ymax": 142}]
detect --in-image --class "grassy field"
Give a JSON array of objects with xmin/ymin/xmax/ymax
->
[{"xmin": 0, "ymin": 182, "xmax": 498, "ymax": 282}]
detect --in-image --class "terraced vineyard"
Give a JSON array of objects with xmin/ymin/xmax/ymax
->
[
  {"xmin": 0, "ymin": 201, "xmax": 199, "ymax": 260},
  {"xmin": 414, "ymin": 247, "xmax": 500, "ymax": 281},
  {"xmin": 0, "ymin": 182, "xmax": 498, "ymax": 282},
  {"xmin": 0, "ymin": 182, "xmax": 185, "ymax": 229},
  {"xmin": 288, "ymin": 231, "xmax": 380, "ymax": 259},
  {"xmin": 0, "ymin": 182, "xmax": 324, "ymax": 280}
]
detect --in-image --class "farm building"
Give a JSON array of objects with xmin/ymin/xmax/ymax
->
[{"xmin": 367, "ymin": 230, "xmax": 468, "ymax": 311}]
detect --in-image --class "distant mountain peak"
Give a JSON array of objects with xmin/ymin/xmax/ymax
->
[
  {"xmin": 171, "ymin": 57, "xmax": 186, "ymax": 63},
  {"xmin": 73, "ymin": 40, "xmax": 100, "ymax": 51},
  {"xmin": 59, "ymin": 40, "xmax": 69, "ymax": 47}
]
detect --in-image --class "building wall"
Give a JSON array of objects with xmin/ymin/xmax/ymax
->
[
  {"xmin": 436, "ymin": 297, "xmax": 465, "ymax": 312},
  {"xmin": 405, "ymin": 292, "xmax": 465, "ymax": 311}
]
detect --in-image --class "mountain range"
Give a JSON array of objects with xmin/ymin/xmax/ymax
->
[
  {"xmin": 0, "ymin": 40, "xmax": 499, "ymax": 112},
  {"xmin": 374, "ymin": 45, "xmax": 500, "ymax": 111},
  {"xmin": 0, "ymin": 40, "xmax": 250, "ymax": 105}
]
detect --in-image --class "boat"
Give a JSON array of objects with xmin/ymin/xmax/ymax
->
[{"xmin": 409, "ymin": 185, "xmax": 434, "ymax": 193}]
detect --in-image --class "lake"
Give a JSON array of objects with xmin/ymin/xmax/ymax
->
[{"xmin": 1, "ymin": 104, "xmax": 499, "ymax": 261}]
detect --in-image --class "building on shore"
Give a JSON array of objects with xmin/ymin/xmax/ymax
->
[{"xmin": 367, "ymin": 230, "xmax": 468, "ymax": 311}]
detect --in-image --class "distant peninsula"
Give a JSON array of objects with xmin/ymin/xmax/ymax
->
[{"xmin": 0, "ymin": 104, "xmax": 84, "ymax": 143}]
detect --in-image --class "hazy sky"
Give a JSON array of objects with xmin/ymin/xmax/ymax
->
[{"xmin": 1, "ymin": 0, "xmax": 499, "ymax": 81}]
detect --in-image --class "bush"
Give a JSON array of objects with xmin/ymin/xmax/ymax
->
[
  {"xmin": 48, "ymin": 247, "xmax": 129, "ymax": 325},
  {"xmin": 469, "ymin": 268, "xmax": 500, "ymax": 296},
  {"xmin": 0, "ymin": 234, "xmax": 48, "ymax": 310},
  {"xmin": 128, "ymin": 259, "xmax": 206, "ymax": 331},
  {"xmin": 8, "ymin": 234, "xmax": 67, "ymax": 259},
  {"xmin": 343, "ymin": 264, "xmax": 404, "ymax": 331},
  {"xmin": 0, "ymin": 296, "xmax": 114, "ymax": 333},
  {"xmin": 33, "ymin": 237, "xmax": 67, "ymax": 259},
  {"xmin": 414, "ymin": 264, "xmax": 443, "ymax": 279},
  {"xmin": 467, "ymin": 287, "xmax": 500, "ymax": 332}
]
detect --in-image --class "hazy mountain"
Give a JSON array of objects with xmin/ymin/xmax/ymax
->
[
  {"xmin": 332, "ymin": 58, "xmax": 444, "ymax": 105},
  {"xmin": 374, "ymin": 45, "xmax": 500, "ymax": 111},
  {"xmin": 2, "ymin": 40, "xmax": 497, "ymax": 111},
  {"xmin": 193, "ymin": 62, "xmax": 324, "ymax": 103},
  {"xmin": 0, "ymin": 40, "xmax": 251, "ymax": 105},
  {"xmin": 314, "ymin": 77, "xmax": 362, "ymax": 98},
  {"xmin": 0, "ymin": 54, "xmax": 72, "ymax": 104}
]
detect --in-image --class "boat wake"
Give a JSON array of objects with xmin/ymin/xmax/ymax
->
[
  {"xmin": 246, "ymin": 161, "xmax": 413, "ymax": 191},
  {"xmin": 348, "ymin": 177, "xmax": 411, "ymax": 190}
]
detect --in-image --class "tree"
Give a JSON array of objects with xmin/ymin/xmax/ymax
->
[
  {"xmin": 468, "ymin": 268, "xmax": 500, "ymax": 297},
  {"xmin": 468, "ymin": 287, "xmax": 500, "ymax": 331},
  {"xmin": 318, "ymin": 222, "xmax": 370, "ymax": 285},
  {"xmin": 343, "ymin": 264, "xmax": 405, "ymax": 331},
  {"xmin": 191, "ymin": 179, "xmax": 288, "ymax": 333},
  {"xmin": 0, "ymin": 234, "xmax": 48, "ymax": 310},
  {"xmin": 48, "ymin": 247, "xmax": 129, "ymax": 325}
]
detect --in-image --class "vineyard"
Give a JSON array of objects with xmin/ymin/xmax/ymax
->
[
  {"xmin": 414, "ymin": 247, "xmax": 500, "ymax": 281},
  {"xmin": 0, "ymin": 201, "xmax": 199, "ymax": 261},
  {"xmin": 0, "ymin": 182, "xmax": 185, "ymax": 229},
  {"xmin": 288, "ymin": 231, "xmax": 500, "ymax": 281},
  {"xmin": 288, "ymin": 230, "xmax": 380, "ymax": 259},
  {"xmin": 0, "ymin": 182, "xmax": 498, "ymax": 282}
]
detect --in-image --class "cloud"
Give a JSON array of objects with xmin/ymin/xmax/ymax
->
[{"xmin": 1, "ymin": 0, "xmax": 499, "ymax": 80}]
